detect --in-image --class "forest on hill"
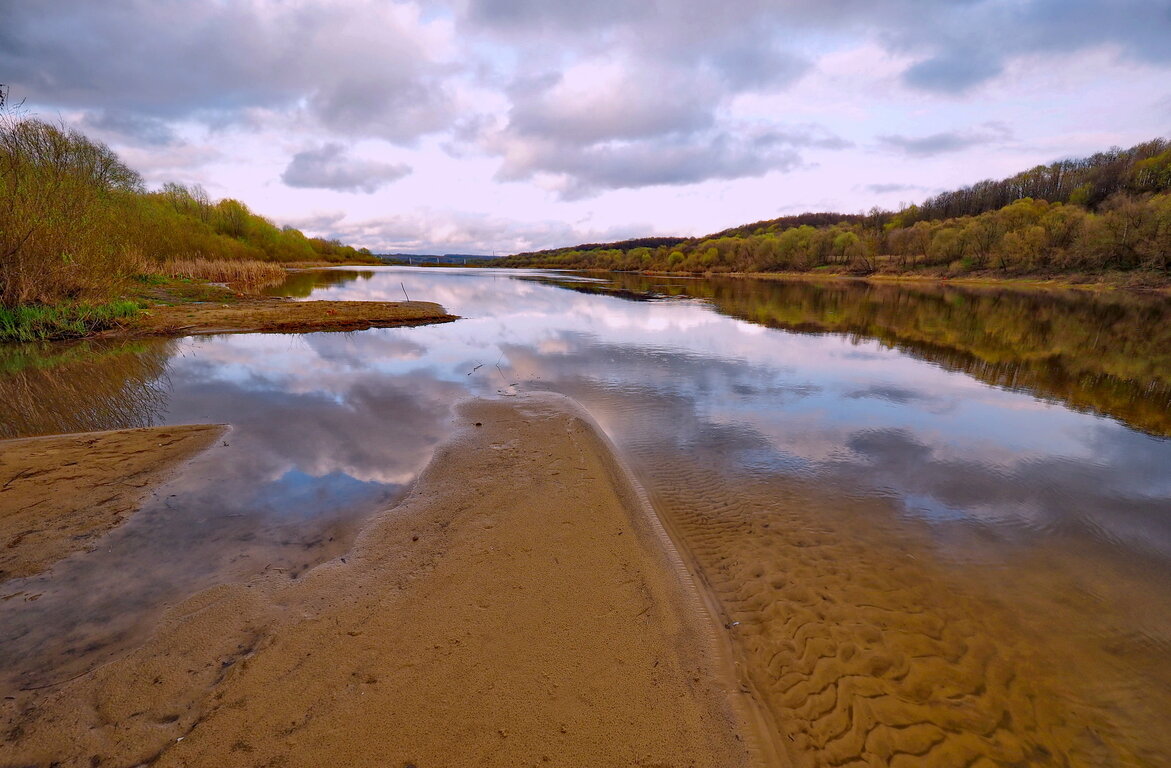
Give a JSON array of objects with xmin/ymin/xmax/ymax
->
[
  {"xmin": 498, "ymin": 139, "xmax": 1171, "ymax": 283},
  {"xmin": 1, "ymin": 94, "xmax": 374, "ymax": 308}
]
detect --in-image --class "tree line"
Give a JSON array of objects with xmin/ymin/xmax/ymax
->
[
  {"xmin": 500, "ymin": 139, "xmax": 1171, "ymax": 283},
  {"xmin": 1, "ymin": 104, "xmax": 374, "ymax": 307},
  {"xmin": 902, "ymin": 139, "xmax": 1171, "ymax": 223}
]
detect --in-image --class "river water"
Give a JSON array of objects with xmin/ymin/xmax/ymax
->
[{"xmin": 2, "ymin": 267, "xmax": 1169, "ymax": 766}]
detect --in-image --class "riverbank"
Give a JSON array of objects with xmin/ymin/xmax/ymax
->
[
  {"xmin": 1, "ymin": 395, "xmax": 765, "ymax": 767},
  {"xmin": 0, "ymin": 273, "xmax": 456, "ymax": 343},
  {"xmin": 0, "ymin": 425, "xmax": 225, "ymax": 581},
  {"xmin": 732, "ymin": 269, "xmax": 1171, "ymax": 294},
  {"xmin": 514, "ymin": 266, "xmax": 1171, "ymax": 295}
]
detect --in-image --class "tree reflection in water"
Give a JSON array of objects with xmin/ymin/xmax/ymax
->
[
  {"xmin": 554, "ymin": 274, "xmax": 1171, "ymax": 437},
  {"xmin": 0, "ymin": 338, "xmax": 175, "ymax": 439}
]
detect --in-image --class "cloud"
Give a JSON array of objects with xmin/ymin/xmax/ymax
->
[
  {"xmin": 279, "ymin": 210, "xmax": 655, "ymax": 255},
  {"xmin": 7, "ymin": 1, "xmax": 1169, "ymax": 136},
  {"xmin": 281, "ymin": 144, "xmax": 411, "ymax": 193},
  {"xmin": 878, "ymin": 123, "xmax": 1013, "ymax": 157},
  {"xmin": 492, "ymin": 128, "xmax": 824, "ymax": 200},
  {"xmin": 0, "ymin": 0, "xmax": 457, "ymax": 142},
  {"xmin": 116, "ymin": 143, "xmax": 223, "ymax": 186},
  {"xmin": 476, "ymin": 53, "xmax": 851, "ymax": 197},
  {"xmin": 463, "ymin": 0, "xmax": 1171, "ymax": 97},
  {"xmin": 447, "ymin": 3, "xmax": 829, "ymax": 194},
  {"xmin": 505, "ymin": 63, "xmax": 717, "ymax": 145},
  {"xmin": 834, "ymin": 425, "xmax": 1171, "ymax": 559},
  {"xmin": 861, "ymin": 182, "xmax": 931, "ymax": 194},
  {"xmin": 706, "ymin": 41, "xmax": 812, "ymax": 91},
  {"xmin": 894, "ymin": 0, "xmax": 1171, "ymax": 92},
  {"xmin": 79, "ymin": 110, "xmax": 177, "ymax": 146},
  {"xmin": 902, "ymin": 52, "xmax": 1004, "ymax": 93}
]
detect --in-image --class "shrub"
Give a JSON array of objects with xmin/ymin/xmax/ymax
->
[{"xmin": 0, "ymin": 115, "xmax": 143, "ymax": 305}]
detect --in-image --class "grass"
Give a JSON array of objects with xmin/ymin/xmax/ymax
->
[
  {"xmin": 0, "ymin": 301, "xmax": 142, "ymax": 343},
  {"xmin": 160, "ymin": 258, "xmax": 286, "ymax": 287}
]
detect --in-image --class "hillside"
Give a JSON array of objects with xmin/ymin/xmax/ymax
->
[{"xmin": 498, "ymin": 139, "xmax": 1171, "ymax": 284}]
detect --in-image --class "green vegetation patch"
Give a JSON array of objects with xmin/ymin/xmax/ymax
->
[{"xmin": 0, "ymin": 301, "xmax": 141, "ymax": 343}]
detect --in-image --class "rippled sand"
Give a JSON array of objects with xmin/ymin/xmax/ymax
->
[{"xmin": 626, "ymin": 443, "xmax": 1171, "ymax": 767}]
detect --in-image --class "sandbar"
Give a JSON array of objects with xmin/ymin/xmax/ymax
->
[
  {"xmin": 1, "ymin": 396, "xmax": 762, "ymax": 767},
  {"xmin": 122, "ymin": 298, "xmax": 457, "ymax": 337}
]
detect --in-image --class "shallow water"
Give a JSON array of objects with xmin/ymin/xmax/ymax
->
[{"xmin": 2, "ymin": 267, "xmax": 1170, "ymax": 765}]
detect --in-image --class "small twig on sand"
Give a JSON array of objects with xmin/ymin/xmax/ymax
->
[
  {"xmin": 20, "ymin": 668, "xmax": 93, "ymax": 691},
  {"xmin": 467, "ymin": 363, "xmax": 483, "ymax": 376},
  {"xmin": 3, "ymin": 468, "xmax": 33, "ymax": 490}
]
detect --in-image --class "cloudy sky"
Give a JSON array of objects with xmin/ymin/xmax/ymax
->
[{"xmin": 3, "ymin": 0, "xmax": 1169, "ymax": 254}]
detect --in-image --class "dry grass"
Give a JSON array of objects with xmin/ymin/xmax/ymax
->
[{"xmin": 161, "ymin": 258, "xmax": 287, "ymax": 287}]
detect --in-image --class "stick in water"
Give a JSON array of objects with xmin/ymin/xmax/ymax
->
[{"xmin": 401, "ymin": 282, "xmax": 411, "ymax": 302}]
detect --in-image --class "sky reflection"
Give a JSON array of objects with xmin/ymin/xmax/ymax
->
[
  {"xmin": 3, "ymin": 266, "xmax": 1170, "ymax": 692},
  {"xmin": 151, "ymin": 269, "xmax": 1171, "ymax": 559},
  {"xmin": 255, "ymin": 267, "xmax": 1171, "ymax": 561}
]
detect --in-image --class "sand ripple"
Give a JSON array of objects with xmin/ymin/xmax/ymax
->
[{"xmin": 626, "ymin": 443, "xmax": 1166, "ymax": 767}]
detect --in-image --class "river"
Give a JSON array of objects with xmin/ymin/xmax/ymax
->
[{"xmin": 2, "ymin": 267, "xmax": 1169, "ymax": 766}]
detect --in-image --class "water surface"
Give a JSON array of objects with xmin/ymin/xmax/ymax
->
[{"xmin": 2, "ymin": 267, "xmax": 1169, "ymax": 766}]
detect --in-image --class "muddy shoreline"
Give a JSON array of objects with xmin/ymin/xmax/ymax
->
[
  {"xmin": 0, "ymin": 396, "xmax": 766, "ymax": 767},
  {"xmin": 502, "ymin": 266, "xmax": 1171, "ymax": 295}
]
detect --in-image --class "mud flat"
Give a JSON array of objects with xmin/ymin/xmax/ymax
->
[
  {"xmin": 0, "ymin": 425, "xmax": 225, "ymax": 581},
  {"xmin": 1, "ymin": 396, "xmax": 766, "ymax": 767},
  {"xmin": 122, "ymin": 298, "xmax": 457, "ymax": 337}
]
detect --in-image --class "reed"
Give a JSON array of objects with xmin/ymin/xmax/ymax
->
[{"xmin": 160, "ymin": 258, "xmax": 287, "ymax": 287}]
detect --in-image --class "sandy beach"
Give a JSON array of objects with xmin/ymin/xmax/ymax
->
[{"xmin": 1, "ymin": 395, "xmax": 767, "ymax": 767}]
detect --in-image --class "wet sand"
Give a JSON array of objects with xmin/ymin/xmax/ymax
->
[
  {"xmin": 0, "ymin": 425, "xmax": 225, "ymax": 581},
  {"xmin": 1, "ymin": 396, "xmax": 762, "ymax": 767},
  {"xmin": 124, "ymin": 298, "xmax": 456, "ymax": 337},
  {"xmin": 620, "ymin": 439, "xmax": 1171, "ymax": 767}
]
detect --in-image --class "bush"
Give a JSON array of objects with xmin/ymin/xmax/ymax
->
[{"xmin": 0, "ymin": 115, "xmax": 143, "ymax": 305}]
